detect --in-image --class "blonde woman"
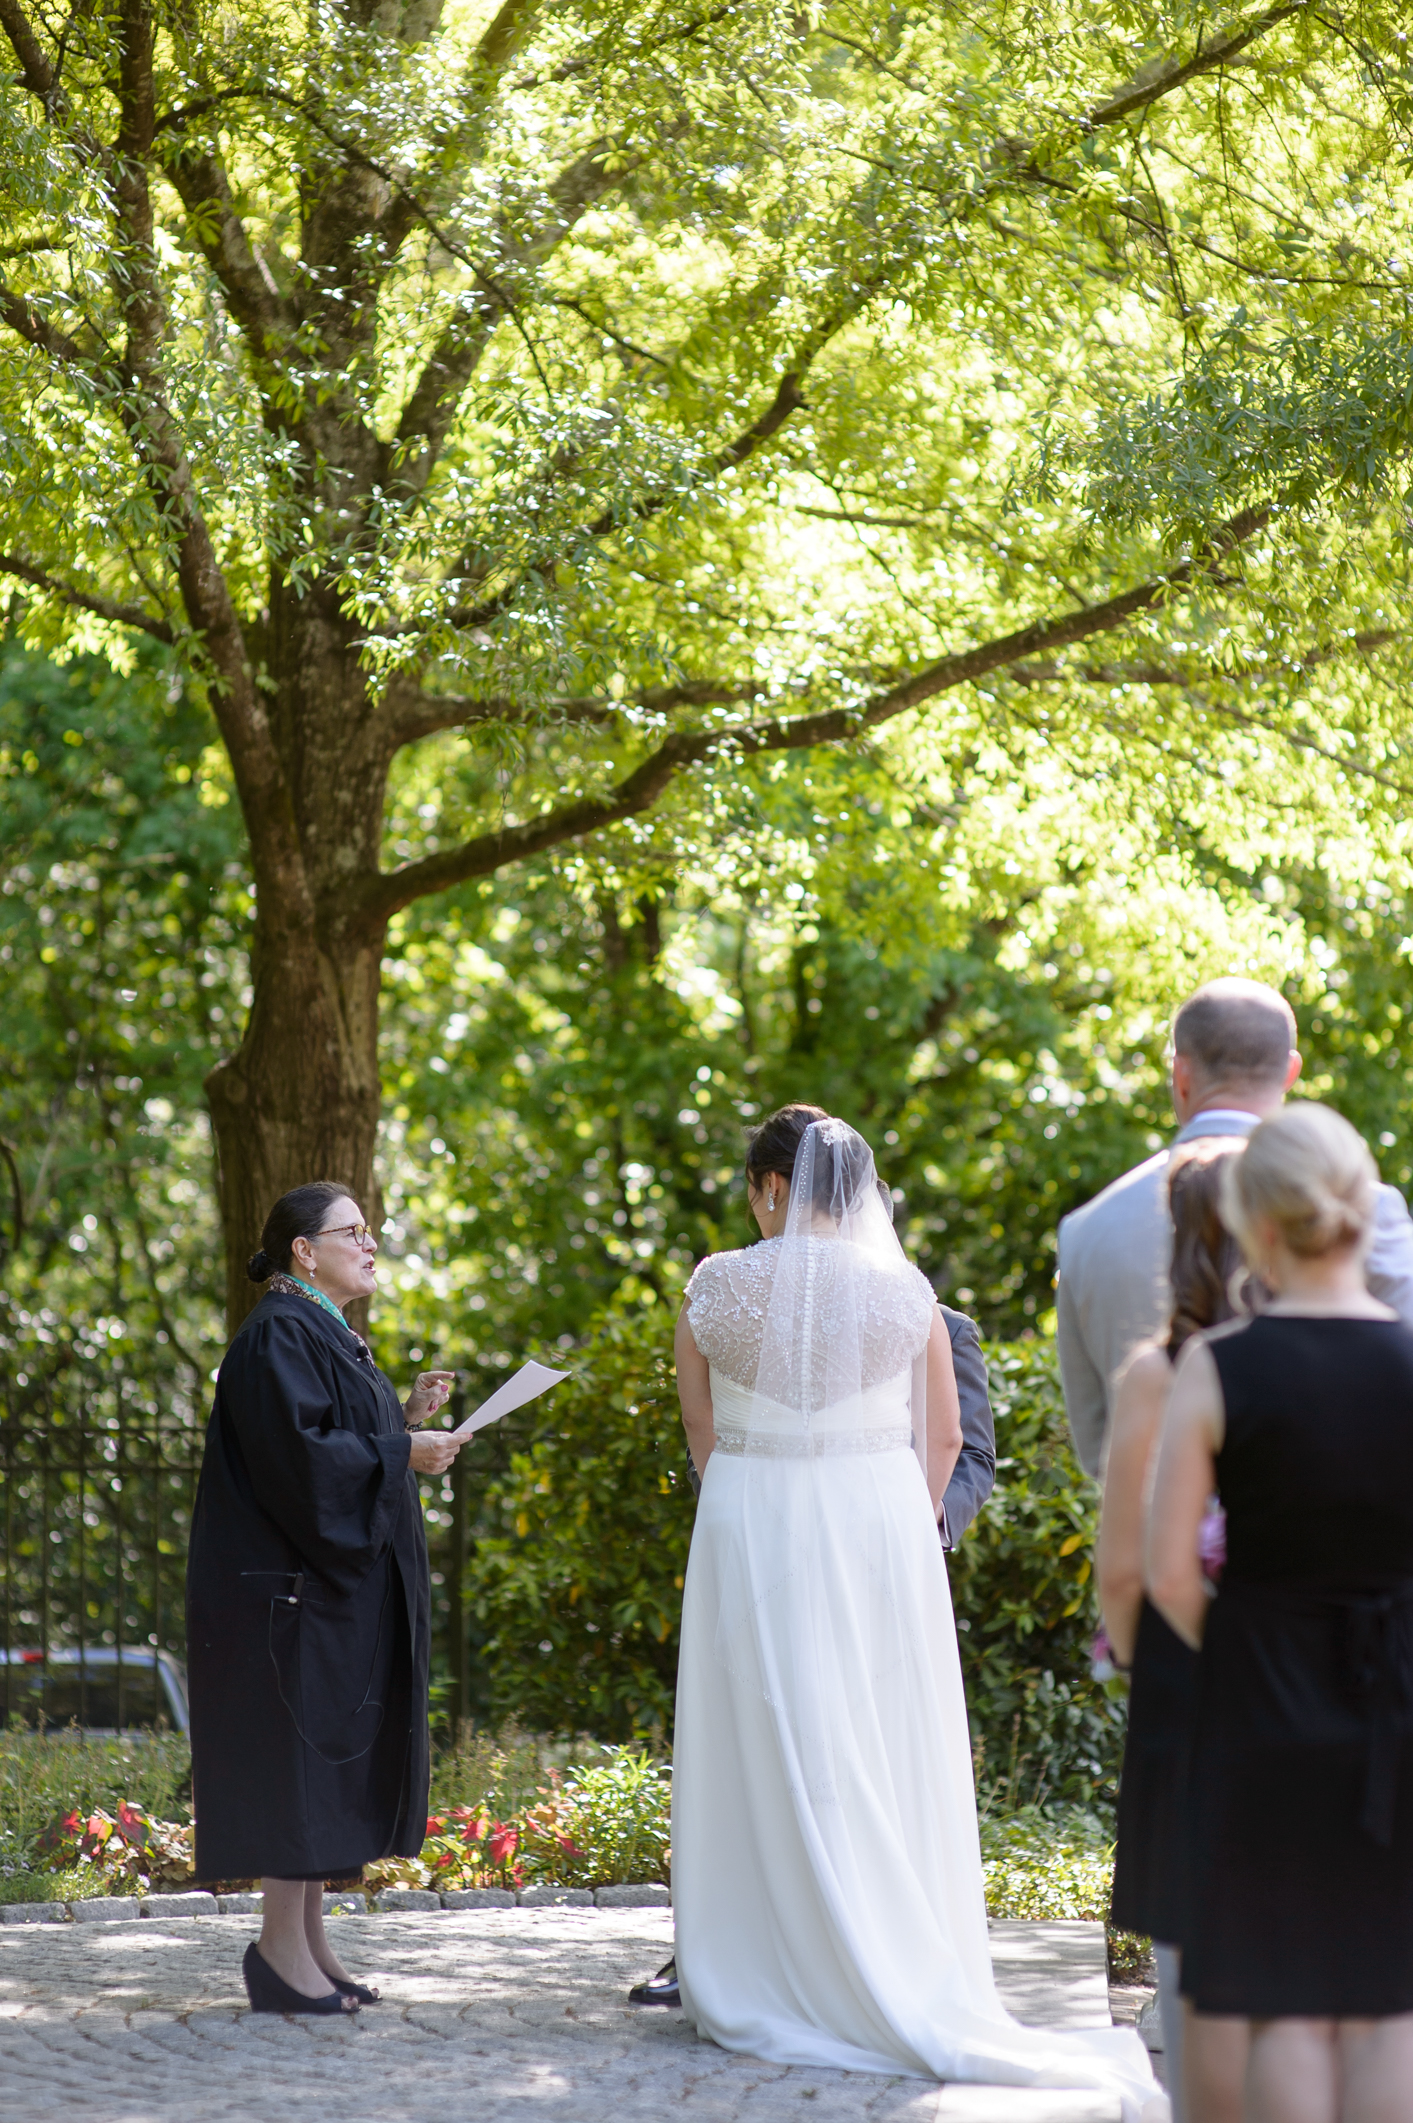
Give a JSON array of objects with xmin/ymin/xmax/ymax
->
[{"xmin": 1148, "ymin": 1105, "xmax": 1413, "ymax": 2123}]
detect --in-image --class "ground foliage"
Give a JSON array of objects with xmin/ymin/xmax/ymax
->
[
  {"xmin": 0, "ymin": 1729, "xmax": 670, "ymax": 1898},
  {"xmin": 0, "ymin": 1728, "xmax": 191, "ymax": 1897},
  {"xmin": 977, "ymin": 1804, "xmax": 1114, "ymax": 1924},
  {"xmin": 0, "ymin": 1728, "xmax": 1131, "ymax": 1949}
]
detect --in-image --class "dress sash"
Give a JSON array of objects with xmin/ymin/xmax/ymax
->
[{"xmin": 710, "ymin": 1368, "xmax": 913, "ymax": 1459}]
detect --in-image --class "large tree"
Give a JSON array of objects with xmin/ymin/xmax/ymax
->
[{"xmin": 3, "ymin": 0, "xmax": 1412, "ymax": 1325}]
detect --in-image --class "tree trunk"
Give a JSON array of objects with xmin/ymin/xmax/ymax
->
[
  {"xmin": 205, "ymin": 924, "xmax": 387, "ymax": 1335},
  {"xmin": 205, "ymin": 593, "xmax": 394, "ymax": 1335}
]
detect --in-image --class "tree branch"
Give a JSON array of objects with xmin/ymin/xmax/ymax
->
[
  {"xmin": 0, "ymin": 1134, "xmax": 23, "ymax": 1256},
  {"xmin": 509, "ymin": 4, "xmax": 733, "ymax": 91},
  {"xmin": 0, "ymin": 0, "xmax": 56, "ymax": 100},
  {"xmin": 1003, "ymin": 629, "xmax": 1413, "ymax": 795},
  {"xmin": 386, "ymin": 686, "xmax": 609, "ymax": 745},
  {"xmin": 817, "ymin": 29, "xmax": 921, "ymax": 90},
  {"xmin": 385, "ymin": 139, "xmax": 637, "ymax": 495},
  {"xmin": 113, "ymin": 0, "xmax": 163, "ymax": 371},
  {"xmin": 385, "ymin": 675, "xmax": 763, "ymax": 747},
  {"xmin": 1004, "ymin": 628, "xmax": 1401, "ymax": 691},
  {"xmin": 0, "ymin": 553, "xmax": 175, "ymax": 640},
  {"xmin": 440, "ymin": 296, "xmax": 868, "ymax": 631},
  {"xmin": 0, "ymin": 232, "xmax": 64, "ymax": 260},
  {"xmin": 792, "ymin": 504, "xmax": 943, "ymax": 529},
  {"xmin": 161, "ymin": 146, "xmax": 299, "ymax": 353},
  {"xmin": 1080, "ymin": 3, "xmax": 1305, "ymax": 132},
  {"xmin": 0, "ymin": 276, "xmax": 90, "ymax": 368},
  {"xmin": 1184, "ymin": 691, "xmax": 1413, "ymax": 797},
  {"xmin": 361, "ymin": 506, "xmax": 1272, "ymax": 924},
  {"xmin": 474, "ymin": 0, "xmax": 539, "ymax": 76}
]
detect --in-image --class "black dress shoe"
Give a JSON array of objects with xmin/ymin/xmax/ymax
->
[
  {"xmin": 242, "ymin": 1941, "xmax": 359, "ymax": 2015},
  {"xmin": 329, "ymin": 1974, "xmax": 380, "ymax": 2004},
  {"xmin": 628, "ymin": 1956, "xmax": 681, "ymax": 2007}
]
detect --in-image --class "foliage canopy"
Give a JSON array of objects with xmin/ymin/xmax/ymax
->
[{"xmin": 4, "ymin": 2, "xmax": 1413, "ymax": 1324}]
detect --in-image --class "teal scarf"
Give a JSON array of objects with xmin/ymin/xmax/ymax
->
[{"xmin": 280, "ymin": 1272, "xmax": 352, "ymax": 1330}]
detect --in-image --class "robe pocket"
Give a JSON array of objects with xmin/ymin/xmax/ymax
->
[{"xmin": 267, "ymin": 1595, "xmax": 388, "ymax": 1763}]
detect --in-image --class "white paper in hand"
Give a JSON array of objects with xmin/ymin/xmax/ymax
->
[{"xmin": 447, "ymin": 1360, "xmax": 570, "ymax": 1441}]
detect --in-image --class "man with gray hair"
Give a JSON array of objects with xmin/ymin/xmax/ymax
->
[{"xmin": 1057, "ymin": 976, "xmax": 1413, "ymax": 1477}]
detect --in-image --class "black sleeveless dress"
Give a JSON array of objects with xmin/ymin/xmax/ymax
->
[
  {"xmin": 1109, "ymin": 1596, "xmax": 1198, "ymax": 1946},
  {"xmin": 1183, "ymin": 1314, "xmax": 1413, "ymax": 2018}
]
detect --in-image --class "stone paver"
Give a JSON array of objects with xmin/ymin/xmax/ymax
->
[{"xmin": 0, "ymin": 1908, "xmax": 1128, "ymax": 2122}]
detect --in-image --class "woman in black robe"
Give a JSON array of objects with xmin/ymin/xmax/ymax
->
[{"xmin": 186, "ymin": 1180, "xmax": 463, "ymax": 2015}]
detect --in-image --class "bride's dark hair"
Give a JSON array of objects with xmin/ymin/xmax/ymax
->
[
  {"xmin": 1167, "ymin": 1140, "xmax": 1251, "ymax": 1357},
  {"xmin": 745, "ymin": 1103, "xmax": 830, "ymax": 1205}
]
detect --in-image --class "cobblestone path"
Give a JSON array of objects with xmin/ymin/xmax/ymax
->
[{"xmin": 0, "ymin": 1908, "xmax": 1131, "ymax": 2122}]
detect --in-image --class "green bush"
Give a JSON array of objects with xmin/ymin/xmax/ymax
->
[
  {"xmin": 466, "ymin": 1302, "xmax": 694, "ymax": 1739},
  {"xmin": 522, "ymin": 1747, "xmax": 672, "ymax": 1887},
  {"xmin": 950, "ymin": 1341, "xmax": 1124, "ymax": 1809},
  {"xmin": 978, "ymin": 1804, "xmax": 1113, "ymax": 1921}
]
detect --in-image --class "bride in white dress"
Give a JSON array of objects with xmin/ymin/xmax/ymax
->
[{"xmin": 671, "ymin": 1107, "xmax": 1164, "ymax": 2121}]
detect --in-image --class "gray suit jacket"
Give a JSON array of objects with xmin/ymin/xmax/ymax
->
[
  {"xmin": 1055, "ymin": 1110, "xmax": 1413, "ymax": 1475},
  {"xmin": 938, "ymin": 1304, "xmax": 996, "ymax": 1549}
]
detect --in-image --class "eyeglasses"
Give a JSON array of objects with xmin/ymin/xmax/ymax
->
[{"xmin": 313, "ymin": 1222, "xmax": 378, "ymax": 1251}]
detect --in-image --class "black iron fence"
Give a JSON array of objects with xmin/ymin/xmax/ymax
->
[
  {"xmin": 1, "ymin": 1344, "xmax": 202, "ymax": 1729},
  {"xmin": 1, "ymin": 1349, "xmax": 477, "ymax": 1732}
]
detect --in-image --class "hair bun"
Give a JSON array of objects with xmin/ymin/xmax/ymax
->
[
  {"xmin": 1223, "ymin": 1103, "xmax": 1377, "ymax": 1264},
  {"xmin": 246, "ymin": 1248, "xmax": 271, "ymax": 1282},
  {"xmin": 1302, "ymin": 1192, "xmax": 1366, "ymax": 1256}
]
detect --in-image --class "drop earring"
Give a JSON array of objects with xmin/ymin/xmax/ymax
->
[{"xmin": 766, "ymin": 1192, "xmax": 776, "ymax": 1213}]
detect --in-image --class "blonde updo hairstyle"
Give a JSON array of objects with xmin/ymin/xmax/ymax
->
[{"xmin": 1219, "ymin": 1104, "xmax": 1378, "ymax": 1268}]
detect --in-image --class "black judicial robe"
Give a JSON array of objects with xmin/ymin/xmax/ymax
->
[{"xmin": 185, "ymin": 1289, "xmax": 430, "ymax": 1880}]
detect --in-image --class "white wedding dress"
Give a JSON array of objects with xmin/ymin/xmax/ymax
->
[{"xmin": 671, "ymin": 1125, "xmax": 1164, "ymax": 2122}]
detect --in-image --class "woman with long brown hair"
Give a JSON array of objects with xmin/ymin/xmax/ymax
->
[{"xmin": 1097, "ymin": 1139, "xmax": 1252, "ymax": 2123}]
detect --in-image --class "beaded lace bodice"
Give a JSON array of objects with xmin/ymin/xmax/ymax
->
[{"xmin": 685, "ymin": 1236, "xmax": 936, "ymax": 1398}]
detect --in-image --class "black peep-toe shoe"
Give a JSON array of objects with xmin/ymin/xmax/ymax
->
[
  {"xmin": 329, "ymin": 1974, "xmax": 380, "ymax": 2005},
  {"xmin": 242, "ymin": 1941, "xmax": 360, "ymax": 2015}
]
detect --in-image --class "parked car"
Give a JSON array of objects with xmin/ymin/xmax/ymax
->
[{"xmin": 0, "ymin": 1648, "xmax": 190, "ymax": 1734}]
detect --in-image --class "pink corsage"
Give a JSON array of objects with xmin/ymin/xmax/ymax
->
[{"xmin": 1198, "ymin": 1503, "xmax": 1227, "ymax": 1582}]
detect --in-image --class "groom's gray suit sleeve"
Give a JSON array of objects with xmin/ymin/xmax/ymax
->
[
  {"xmin": 1369, "ymin": 1184, "xmax": 1413, "ymax": 1325},
  {"xmin": 938, "ymin": 1306, "xmax": 995, "ymax": 1550}
]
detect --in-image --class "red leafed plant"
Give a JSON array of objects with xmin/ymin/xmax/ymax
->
[
  {"xmin": 36, "ymin": 1803, "xmax": 194, "ymax": 1895},
  {"xmin": 371, "ymin": 1804, "xmax": 523, "ymax": 1894},
  {"xmin": 367, "ymin": 1742, "xmax": 670, "ymax": 1896}
]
